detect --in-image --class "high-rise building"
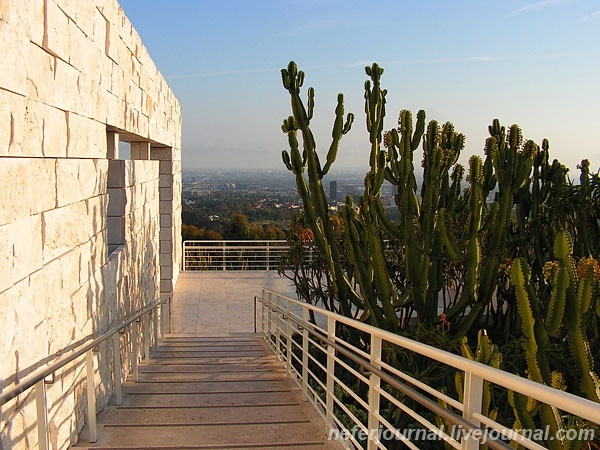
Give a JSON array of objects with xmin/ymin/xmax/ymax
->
[{"xmin": 330, "ymin": 180, "xmax": 338, "ymax": 202}]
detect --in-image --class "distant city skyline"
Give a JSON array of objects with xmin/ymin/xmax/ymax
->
[{"xmin": 119, "ymin": 0, "xmax": 600, "ymax": 176}]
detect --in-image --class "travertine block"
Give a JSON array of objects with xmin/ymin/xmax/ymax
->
[
  {"xmin": 159, "ymin": 186, "xmax": 173, "ymax": 201},
  {"xmin": 86, "ymin": 193, "xmax": 108, "ymax": 235},
  {"xmin": 107, "ymin": 188, "xmax": 125, "ymax": 216},
  {"xmin": 42, "ymin": 200, "xmax": 91, "ymax": 262},
  {"xmin": 107, "ymin": 216, "xmax": 124, "ymax": 246},
  {"xmin": 160, "ymin": 279, "xmax": 173, "ymax": 293},
  {"xmin": 0, "ymin": 22, "xmax": 28, "ymax": 96},
  {"xmin": 79, "ymin": 231, "xmax": 108, "ymax": 287},
  {"xmin": 43, "ymin": 0, "xmax": 70, "ymax": 60},
  {"xmin": 0, "ymin": 215, "xmax": 43, "ymax": 294},
  {"xmin": 159, "ymin": 252, "xmax": 172, "ymax": 268},
  {"xmin": 105, "ymin": 19, "xmax": 121, "ymax": 65},
  {"xmin": 57, "ymin": 158, "xmax": 108, "ymax": 207},
  {"xmin": 91, "ymin": 7, "xmax": 107, "ymax": 51},
  {"xmin": 50, "ymin": 57, "xmax": 78, "ymax": 111},
  {"xmin": 55, "ymin": 0, "xmax": 95, "ymax": 39},
  {"xmin": 108, "ymin": 159, "xmax": 125, "ymax": 188},
  {"xmin": 66, "ymin": 113, "xmax": 106, "ymax": 158},
  {"xmin": 0, "ymin": 279, "xmax": 27, "ymax": 367},
  {"xmin": 159, "ymin": 160, "xmax": 173, "ymax": 175},
  {"xmin": 159, "ymin": 238, "xmax": 173, "ymax": 253},
  {"xmin": 3, "ymin": 0, "xmax": 45, "ymax": 46},
  {"xmin": 42, "ymin": 106, "xmax": 68, "ymax": 157},
  {"xmin": 0, "ymin": 158, "xmax": 56, "ymax": 225},
  {"xmin": 159, "ymin": 200, "xmax": 172, "ymax": 214}
]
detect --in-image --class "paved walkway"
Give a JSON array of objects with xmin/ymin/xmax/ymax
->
[
  {"xmin": 170, "ymin": 271, "xmax": 297, "ymax": 336},
  {"xmin": 74, "ymin": 271, "xmax": 341, "ymax": 449}
]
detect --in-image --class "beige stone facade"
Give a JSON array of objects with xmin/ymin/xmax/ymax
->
[{"xmin": 0, "ymin": 1, "xmax": 182, "ymax": 448}]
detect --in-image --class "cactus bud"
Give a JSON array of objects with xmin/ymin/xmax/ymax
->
[{"xmin": 508, "ymin": 124, "xmax": 523, "ymax": 149}]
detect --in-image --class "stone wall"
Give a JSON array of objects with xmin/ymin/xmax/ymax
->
[{"xmin": 0, "ymin": 1, "xmax": 182, "ymax": 449}]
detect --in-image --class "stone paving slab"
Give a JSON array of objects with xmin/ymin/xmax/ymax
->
[{"xmin": 170, "ymin": 271, "xmax": 297, "ymax": 335}]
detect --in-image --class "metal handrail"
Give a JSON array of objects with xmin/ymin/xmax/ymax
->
[
  {"xmin": 259, "ymin": 288, "xmax": 600, "ymax": 450},
  {"xmin": 0, "ymin": 295, "xmax": 170, "ymax": 450},
  {"xmin": 0, "ymin": 297, "xmax": 164, "ymax": 406},
  {"xmin": 263, "ymin": 302, "xmax": 512, "ymax": 449}
]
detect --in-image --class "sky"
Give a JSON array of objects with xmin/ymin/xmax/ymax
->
[{"xmin": 118, "ymin": 0, "xmax": 600, "ymax": 175}]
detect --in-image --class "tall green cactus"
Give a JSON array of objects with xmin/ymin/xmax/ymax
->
[
  {"xmin": 339, "ymin": 63, "xmax": 401, "ymax": 331},
  {"xmin": 509, "ymin": 231, "xmax": 600, "ymax": 447},
  {"xmin": 553, "ymin": 232, "xmax": 600, "ymax": 403},
  {"xmin": 281, "ymin": 61, "xmax": 360, "ymax": 319},
  {"xmin": 381, "ymin": 112, "xmax": 465, "ymax": 323}
]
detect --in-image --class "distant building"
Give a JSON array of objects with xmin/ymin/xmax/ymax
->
[{"xmin": 330, "ymin": 180, "xmax": 338, "ymax": 202}]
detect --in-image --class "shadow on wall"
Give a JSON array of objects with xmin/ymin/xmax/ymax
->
[{"xmin": 0, "ymin": 162, "xmax": 161, "ymax": 449}]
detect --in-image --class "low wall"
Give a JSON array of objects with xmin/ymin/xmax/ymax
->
[{"xmin": 0, "ymin": 1, "xmax": 182, "ymax": 448}]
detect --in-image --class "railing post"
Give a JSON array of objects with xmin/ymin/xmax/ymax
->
[
  {"xmin": 160, "ymin": 298, "xmax": 166, "ymax": 338},
  {"xmin": 35, "ymin": 379, "xmax": 49, "ymax": 450},
  {"xmin": 462, "ymin": 370, "xmax": 483, "ymax": 450},
  {"xmin": 267, "ymin": 291, "xmax": 273, "ymax": 352},
  {"xmin": 285, "ymin": 297, "xmax": 292, "ymax": 375},
  {"xmin": 367, "ymin": 334, "xmax": 382, "ymax": 450},
  {"xmin": 132, "ymin": 321, "xmax": 139, "ymax": 382},
  {"xmin": 143, "ymin": 312, "xmax": 150, "ymax": 362},
  {"xmin": 113, "ymin": 333, "xmax": 123, "ymax": 406},
  {"xmin": 275, "ymin": 295, "xmax": 282, "ymax": 361},
  {"xmin": 222, "ymin": 241, "xmax": 226, "ymax": 271},
  {"xmin": 152, "ymin": 308, "xmax": 159, "ymax": 351},
  {"xmin": 301, "ymin": 307, "xmax": 309, "ymax": 401},
  {"xmin": 86, "ymin": 349, "xmax": 97, "ymax": 443},
  {"xmin": 266, "ymin": 241, "xmax": 270, "ymax": 270},
  {"xmin": 326, "ymin": 316, "xmax": 336, "ymax": 433}
]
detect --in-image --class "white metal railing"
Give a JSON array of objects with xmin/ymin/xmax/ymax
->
[
  {"xmin": 0, "ymin": 296, "xmax": 172, "ymax": 449},
  {"xmin": 183, "ymin": 240, "xmax": 313, "ymax": 271},
  {"xmin": 258, "ymin": 289, "xmax": 600, "ymax": 450}
]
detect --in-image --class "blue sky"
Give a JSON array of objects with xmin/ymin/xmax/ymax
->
[{"xmin": 119, "ymin": 0, "xmax": 600, "ymax": 174}]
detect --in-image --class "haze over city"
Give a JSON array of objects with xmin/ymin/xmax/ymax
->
[{"xmin": 119, "ymin": 0, "xmax": 600, "ymax": 174}]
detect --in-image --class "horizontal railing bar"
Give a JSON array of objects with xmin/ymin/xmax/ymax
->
[
  {"xmin": 262, "ymin": 288, "xmax": 600, "ymax": 425},
  {"xmin": 471, "ymin": 412, "xmax": 547, "ymax": 450},
  {"xmin": 264, "ymin": 296, "xmax": 513, "ymax": 450},
  {"xmin": 0, "ymin": 297, "xmax": 166, "ymax": 406},
  {"xmin": 334, "ymin": 355, "xmax": 369, "ymax": 386},
  {"xmin": 333, "ymin": 374, "xmax": 369, "ymax": 410},
  {"xmin": 376, "ymin": 412, "xmax": 442, "ymax": 450},
  {"xmin": 332, "ymin": 393, "xmax": 366, "ymax": 431},
  {"xmin": 267, "ymin": 302, "xmax": 476, "ymax": 429},
  {"xmin": 382, "ymin": 360, "xmax": 463, "ymax": 412}
]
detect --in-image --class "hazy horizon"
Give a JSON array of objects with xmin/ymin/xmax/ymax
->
[{"xmin": 119, "ymin": 0, "xmax": 600, "ymax": 174}]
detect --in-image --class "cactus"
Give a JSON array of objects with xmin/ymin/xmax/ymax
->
[
  {"xmin": 457, "ymin": 330, "xmax": 502, "ymax": 420},
  {"xmin": 554, "ymin": 233, "xmax": 600, "ymax": 403},
  {"xmin": 281, "ymin": 61, "xmax": 360, "ymax": 319},
  {"xmin": 509, "ymin": 231, "xmax": 600, "ymax": 447},
  {"xmin": 381, "ymin": 111, "xmax": 465, "ymax": 323},
  {"xmin": 339, "ymin": 63, "xmax": 402, "ymax": 330}
]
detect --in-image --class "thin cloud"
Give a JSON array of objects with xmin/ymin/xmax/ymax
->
[
  {"xmin": 579, "ymin": 10, "xmax": 600, "ymax": 22},
  {"xmin": 165, "ymin": 52, "xmax": 599, "ymax": 80},
  {"xmin": 507, "ymin": 0, "xmax": 568, "ymax": 17}
]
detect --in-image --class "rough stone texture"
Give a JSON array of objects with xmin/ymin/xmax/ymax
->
[{"xmin": 0, "ymin": 1, "xmax": 182, "ymax": 449}]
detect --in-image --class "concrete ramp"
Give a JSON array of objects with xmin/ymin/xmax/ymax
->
[{"xmin": 74, "ymin": 333, "xmax": 339, "ymax": 449}]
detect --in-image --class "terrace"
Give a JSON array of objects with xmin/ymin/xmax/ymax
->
[{"xmin": 1, "ymin": 1, "xmax": 599, "ymax": 449}]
